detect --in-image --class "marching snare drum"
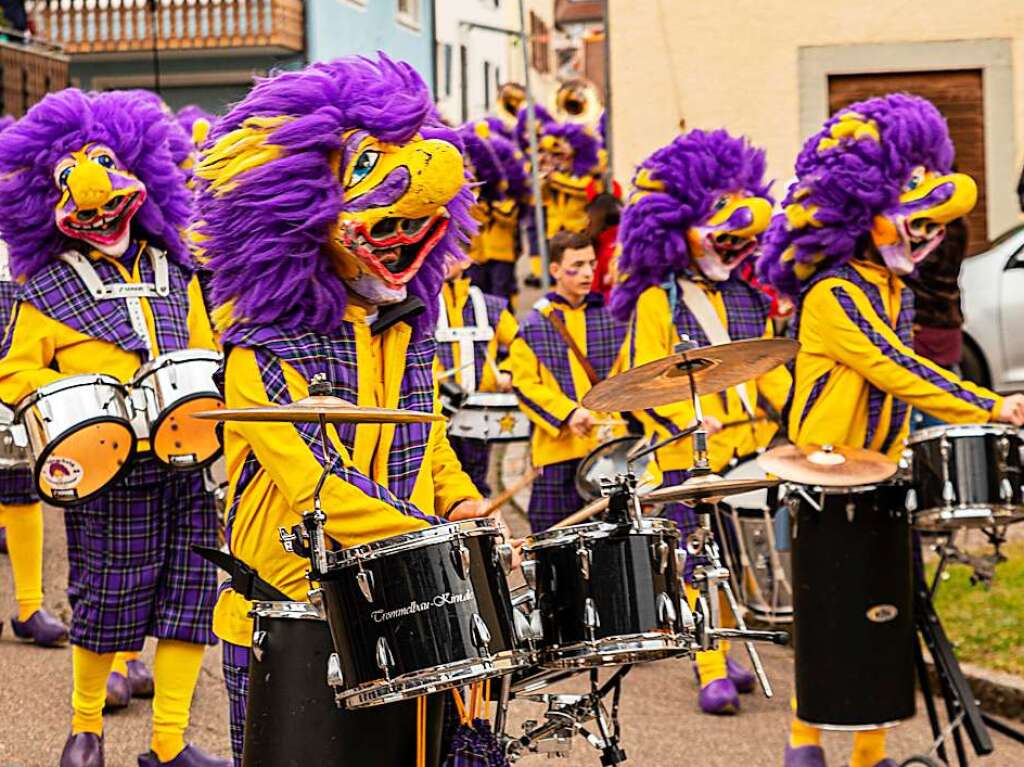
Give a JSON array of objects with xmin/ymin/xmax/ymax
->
[
  {"xmin": 0, "ymin": 404, "xmax": 31, "ymax": 469},
  {"xmin": 524, "ymin": 518, "xmax": 689, "ymax": 668},
  {"xmin": 790, "ymin": 483, "xmax": 915, "ymax": 729},
  {"xmin": 906, "ymin": 424, "xmax": 1024, "ymax": 531},
  {"xmin": 318, "ymin": 518, "xmax": 525, "ymax": 709},
  {"xmin": 131, "ymin": 349, "xmax": 224, "ymax": 470},
  {"xmin": 447, "ymin": 392, "xmax": 530, "ymax": 442},
  {"xmin": 16, "ymin": 374, "xmax": 136, "ymax": 505},
  {"xmin": 244, "ymin": 601, "xmax": 444, "ymax": 767}
]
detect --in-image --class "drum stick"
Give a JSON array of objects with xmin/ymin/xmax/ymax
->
[
  {"xmin": 436, "ymin": 360, "xmax": 474, "ymax": 381},
  {"xmin": 549, "ymin": 496, "xmax": 610, "ymax": 529},
  {"xmin": 483, "ymin": 466, "xmax": 542, "ymax": 515}
]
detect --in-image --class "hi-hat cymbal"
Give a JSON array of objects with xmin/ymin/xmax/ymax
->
[
  {"xmin": 193, "ymin": 395, "xmax": 444, "ymax": 425},
  {"xmin": 757, "ymin": 443, "xmax": 896, "ymax": 487},
  {"xmin": 642, "ymin": 475, "xmax": 781, "ymax": 505},
  {"xmin": 581, "ymin": 338, "xmax": 799, "ymax": 412}
]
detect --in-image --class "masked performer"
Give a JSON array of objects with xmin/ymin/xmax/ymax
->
[
  {"xmin": 191, "ymin": 55, "xmax": 489, "ymax": 767},
  {"xmin": 0, "ymin": 89, "xmax": 223, "ymax": 767},
  {"xmin": 459, "ymin": 120, "xmax": 530, "ymax": 302},
  {"xmin": 758, "ymin": 93, "xmax": 1024, "ymax": 767},
  {"xmin": 508, "ymin": 231, "xmax": 625, "ymax": 530},
  {"xmin": 610, "ymin": 129, "xmax": 790, "ymax": 715},
  {"xmin": 437, "ymin": 258, "xmax": 519, "ymax": 496}
]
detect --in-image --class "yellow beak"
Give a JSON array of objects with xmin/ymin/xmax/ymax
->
[
  {"xmin": 388, "ymin": 138, "xmax": 466, "ymax": 219},
  {"xmin": 707, "ymin": 195, "xmax": 773, "ymax": 239},
  {"xmin": 904, "ymin": 172, "xmax": 977, "ymax": 227},
  {"xmin": 66, "ymin": 160, "xmax": 113, "ymax": 211}
]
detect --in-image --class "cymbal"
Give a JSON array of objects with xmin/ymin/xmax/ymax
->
[
  {"xmin": 642, "ymin": 475, "xmax": 781, "ymax": 505},
  {"xmin": 193, "ymin": 395, "xmax": 444, "ymax": 425},
  {"xmin": 581, "ymin": 338, "xmax": 799, "ymax": 412},
  {"xmin": 757, "ymin": 443, "xmax": 896, "ymax": 487}
]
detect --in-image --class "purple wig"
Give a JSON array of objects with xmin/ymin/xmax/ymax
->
[
  {"xmin": 0, "ymin": 88, "xmax": 192, "ymax": 281},
  {"xmin": 758, "ymin": 93, "xmax": 954, "ymax": 297},
  {"xmin": 176, "ymin": 104, "xmax": 214, "ymax": 141},
  {"xmin": 483, "ymin": 115, "xmax": 515, "ymax": 143},
  {"xmin": 124, "ymin": 89, "xmax": 195, "ymax": 171},
  {"xmin": 610, "ymin": 129, "xmax": 771, "ymax": 321},
  {"xmin": 194, "ymin": 54, "xmax": 477, "ymax": 340},
  {"xmin": 540, "ymin": 121, "xmax": 602, "ymax": 178},
  {"xmin": 0, "ymin": 116, "xmax": 13, "ymax": 133},
  {"xmin": 457, "ymin": 121, "xmax": 529, "ymax": 203},
  {"xmin": 514, "ymin": 103, "xmax": 555, "ymax": 153}
]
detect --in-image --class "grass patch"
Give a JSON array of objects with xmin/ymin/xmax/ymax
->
[{"xmin": 927, "ymin": 540, "xmax": 1024, "ymax": 677}]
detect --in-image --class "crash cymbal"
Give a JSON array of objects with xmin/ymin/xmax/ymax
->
[
  {"xmin": 581, "ymin": 338, "xmax": 799, "ymax": 412},
  {"xmin": 193, "ymin": 395, "xmax": 444, "ymax": 425},
  {"xmin": 642, "ymin": 475, "xmax": 781, "ymax": 505},
  {"xmin": 757, "ymin": 443, "xmax": 896, "ymax": 487}
]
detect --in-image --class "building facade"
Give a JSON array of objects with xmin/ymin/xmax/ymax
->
[
  {"xmin": 608, "ymin": 0, "xmax": 1024, "ymax": 252},
  {"xmin": 434, "ymin": 0, "xmax": 510, "ymax": 124}
]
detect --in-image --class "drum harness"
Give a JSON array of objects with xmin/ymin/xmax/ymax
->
[{"xmin": 435, "ymin": 286, "xmax": 493, "ymax": 394}]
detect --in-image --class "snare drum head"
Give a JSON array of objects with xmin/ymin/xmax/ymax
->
[
  {"xmin": 152, "ymin": 395, "xmax": 223, "ymax": 469},
  {"xmin": 38, "ymin": 420, "xmax": 135, "ymax": 504}
]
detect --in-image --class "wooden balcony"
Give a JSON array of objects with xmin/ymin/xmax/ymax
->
[
  {"xmin": 27, "ymin": 0, "xmax": 304, "ymax": 57},
  {"xmin": 0, "ymin": 31, "xmax": 69, "ymax": 116}
]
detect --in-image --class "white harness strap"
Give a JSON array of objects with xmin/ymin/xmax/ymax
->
[
  {"xmin": 59, "ymin": 247, "xmax": 170, "ymax": 357},
  {"xmin": 435, "ymin": 286, "xmax": 494, "ymax": 393},
  {"xmin": 678, "ymin": 278, "xmax": 755, "ymax": 417}
]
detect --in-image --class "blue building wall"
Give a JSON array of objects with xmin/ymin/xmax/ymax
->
[{"xmin": 305, "ymin": 0, "xmax": 435, "ymax": 92}]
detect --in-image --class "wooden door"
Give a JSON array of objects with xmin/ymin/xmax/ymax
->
[{"xmin": 829, "ymin": 70, "xmax": 987, "ymax": 255}]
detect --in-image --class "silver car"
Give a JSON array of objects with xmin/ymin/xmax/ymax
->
[{"xmin": 960, "ymin": 225, "xmax": 1024, "ymax": 392}]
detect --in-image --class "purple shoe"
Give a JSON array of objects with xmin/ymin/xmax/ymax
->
[
  {"xmin": 698, "ymin": 677, "xmax": 740, "ymax": 715},
  {"xmin": 137, "ymin": 745, "xmax": 231, "ymax": 767},
  {"xmin": 727, "ymin": 654, "xmax": 756, "ymax": 694},
  {"xmin": 783, "ymin": 744, "xmax": 826, "ymax": 767},
  {"xmin": 60, "ymin": 733, "xmax": 104, "ymax": 767},
  {"xmin": 10, "ymin": 608, "xmax": 69, "ymax": 647},
  {"xmin": 127, "ymin": 659, "xmax": 155, "ymax": 698},
  {"xmin": 105, "ymin": 672, "xmax": 131, "ymax": 710}
]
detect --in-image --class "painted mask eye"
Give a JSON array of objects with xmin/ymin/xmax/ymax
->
[
  {"xmin": 57, "ymin": 166, "xmax": 73, "ymax": 188},
  {"xmin": 95, "ymin": 154, "xmax": 115, "ymax": 169},
  {"xmin": 712, "ymin": 195, "xmax": 730, "ymax": 212},
  {"xmin": 348, "ymin": 149, "xmax": 381, "ymax": 187},
  {"xmin": 903, "ymin": 166, "xmax": 926, "ymax": 194}
]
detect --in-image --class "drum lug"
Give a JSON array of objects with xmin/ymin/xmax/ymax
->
[
  {"xmin": 356, "ymin": 568, "xmax": 375, "ymax": 603},
  {"xmin": 521, "ymin": 559, "xmax": 537, "ymax": 590},
  {"xmin": 677, "ymin": 594, "xmax": 696, "ymax": 634},
  {"xmin": 307, "ymin": 587, "xmax": 325, "ymax": 617},
  {"xmin": 375, "ymin": 636, "xmax": 395, "ymax": 680},
  {"xmin": 252, "ymin": 630, "xmax": 267, "ymax": 662},
  {"xmin": 326, "ymin": 652, "xmax": 344, "ymax": 689},
  {"xmin": 1000, "ymin": 477, "xmax": 1013, "ymax": 503},
  {"xmin": 452, "ymin": 541, "xmax": 472, "ymax": 579},
  {"xmin": 845, "ymin": 500, "xmax": 855, "ymax": 524},
  {"xmin": 675, "ymin": 548, "xmax": 687, "ymax": 578},
  {"xmin": 657, "ymin": 591, "xmax": 677, "ymax": 628},
  {"xmin": 905, "ymin": 488, "xmax": 917, "ymax": 513},
  {"xmin": 494, "ymin": 543, "xmax": 514, "ymax": 576},
  {"xmin": 583, "ymin": 597, "xmax": 601, "ymax": 633},
  {"xmin": 652, "ymin": 538, "xmax": 670, "ymax": 574},
  {"xmin": 577, "ymin": 543, "xmax": 592, "ymax": 580},
  {"xmin": 942, "ymin": 480, "xmax": 956, "ymax": 505},
  {"xmin": 471, "ymin": 613, "xmax": 492, "ymax": 655}
]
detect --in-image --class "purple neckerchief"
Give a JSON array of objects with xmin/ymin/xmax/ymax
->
[{"xmin": 16, "ymin": 243, "xmax": 193, "ymax": 359}]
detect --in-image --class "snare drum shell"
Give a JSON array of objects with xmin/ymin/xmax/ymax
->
[
  {"xmin": 244, "ymin": 605, "xmax": 443, "ymax": 767},
  {"xmin": 447, "ymin": 392, "xmax": 530, "ymax": 442},
  {"xmin": 792, "ymin": 485, "xmax": 915, "ymax": 729},
  {"xmin": 319, "ymin": 522, "xmax": 519, "ymax": 703}
]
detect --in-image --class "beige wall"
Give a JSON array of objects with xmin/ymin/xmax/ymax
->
[
  {"xmin": 503, "ymin": 0, "xmax": 559, "ymax": 108},
  {"xmin": 609, "ymin": 0, "xmax": 1024, "ymax": 238}
]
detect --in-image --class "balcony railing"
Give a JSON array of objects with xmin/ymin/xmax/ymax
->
[
  {"xmin": 27, "ymin": 0, "xmax": 304, "ymax": 56},
  {"xmin": 0, "ymin": 29, "xmax": 69, "ymax": 116}
]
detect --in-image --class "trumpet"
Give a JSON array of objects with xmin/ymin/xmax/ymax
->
[{"xmin": 554, "ymin": 78, "xmax": 603, "ymax": 127}]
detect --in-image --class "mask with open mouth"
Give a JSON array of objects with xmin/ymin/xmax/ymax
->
[
  {"xmin": 53, "ymin": 144, "xmax": 147, "ymax": 257},
  {"xmin": 870, "ymin": 165, "xmax": 977, "ymax": 275},
  {"xmin": 688, "ymin": 192, "xmax": 772, "ymax": 282}
]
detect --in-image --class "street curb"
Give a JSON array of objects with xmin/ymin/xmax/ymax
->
[{"xmin": 924, "ymin": 659, "xmax": 1024, "ymax": 723}]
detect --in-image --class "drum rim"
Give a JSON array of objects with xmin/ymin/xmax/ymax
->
[
  {"xmin": 912, "ymin": 503, "xmax": 1024, "ymax": 531},
  {"xmin": 14, "ymin": 373, "xmax": 127, "ymax": 420},
  {"xmin": 326, "ymin": 518, "xmax": 501, "ymax": 569},
  {"xmin": 461, "ymin": 391, "xmax": 520, "ymax": 407},
  {"xmin": 334, "ymin": 649, "xmax": 528, "ymax": 709},
  {"xmin": 250, "ymin": 600, "xmax": 323, "ymax": 620},
  {"xmin": 148, "ymin": 391, "xmax": 225, "ymax": 471},
  {"xmin": 524, "ymin": 518, "xmax": 679, "ymax": 550},
  {"xmin": 539, "ymin": 633, "xmax": 687, "ymax": 668},
  {"xmin": 132, "ymin": 348, "xmax": 224, "ymax": 383},
  {"xmin": 907, "ymin": 422, "xmax": 1021, "ymax": 445},
  {"xmin": 785, "ymin": 482, "xmax": 885, "ymax": 495},
  {"xmin": 575, "ymin": 435, "xmax": 645, "ymax": 501},
  {"xmin": 32, "ymin": 415, "xmax": 137, "ymax": 507}
]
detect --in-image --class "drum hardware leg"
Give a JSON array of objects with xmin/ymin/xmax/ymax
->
[
  {"xmin": 494, "ymin": 674, "xmax": 512, "ymax": 738},
  {"xmin": 915, "ymin": 637, "xmax": 950, "ymax": 766},
  {"xmin": 979, "ymin": 713, "xmax": 1024, "ymax": 747}
]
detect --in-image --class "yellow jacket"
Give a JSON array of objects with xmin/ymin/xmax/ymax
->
[
  {"xmin": 468, "ymin": 199, "xmax": 521, "ymax": 264},
  {"xmin": 542, "ymin": 172, "xmax": 590, "ymax": 239},
  {"xmin": 437, "ymin": 277, "xmax": 518, "ymax": 393},
  {"xmin": 790, "ymin": 260, "xmax": 1003, "ymax": 460},
  {"xmin": 624, "ymin": 283, "xmax": 790, "ymax": 474},
  {"xmin": 213, "ymin": 304, "xmax": 481, "ymax": 647},
  {"xmin": 507, "ymin": 293, "xmax": 626, "ymax": 466}
]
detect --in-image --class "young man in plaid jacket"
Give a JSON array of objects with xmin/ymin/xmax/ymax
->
[{"xmin": 610, "ymin": 130, "xmax": 790, "ymax": 716}]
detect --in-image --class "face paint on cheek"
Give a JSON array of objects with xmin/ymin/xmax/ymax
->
[{"xmin": 562, "ymin": 267, "xmax": 580, "ymax": 277}]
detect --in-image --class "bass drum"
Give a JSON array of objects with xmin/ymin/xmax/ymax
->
[
  {"xmin": 722, "ymin": 455, "xmax": 792, "ymax": 624},
  {"xmin": 244, "ymin": 601, "xmax": 444, "ymax": 767}
]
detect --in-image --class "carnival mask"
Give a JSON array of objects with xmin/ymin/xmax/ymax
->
[
  {"xmin": 330, "ymin": 131, "xmax": 464, "ymax": 305},
  {"xmin": 870, "ymin": 165, "xmax": 977, "ymax": 275},
  {"xmin": 54, "ymin": 144, "xmax": 147, "ymax": 257},
  {"xmin": 538, "ymin": 134, "xmax": 573, "ymax": 177},
  {"xmin": 687, "ymin": 192, "xmax": 772, "ymax": 282}
]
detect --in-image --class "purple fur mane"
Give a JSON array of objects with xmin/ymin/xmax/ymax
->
[
  {"xmin": 610, "ymin": 129, "xmax": 771, "ymax": 321},
  {"xmin": 757, "ymin": 93, "xmax": 954, "ymax": 297},
  {"xmin": 176, "ymin": 104, "xmax": 214, "ymax": 140},
  {"xmin": 514, "ymin": 103, "xmax": 554, "ymax": 153},
  {"xmin": 196, "ymin": 54, "xmax": 477, "ymax": 340},
  {"xmin": 541, "ymin": 121, "xmax": 602, "ymax": 178},
  {"xmin": 0, "ymin": 88, "xmax": 192, "ymax": 281},
  {"xmin": 457, "ymin": 122, "xmax": 529, "ymax": 203}
]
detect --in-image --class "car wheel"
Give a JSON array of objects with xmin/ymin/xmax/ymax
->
[{"xmin": 960, "ymin": 337, "xmax": 990, "ymax": 388}]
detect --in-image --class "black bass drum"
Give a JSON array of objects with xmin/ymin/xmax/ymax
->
[
  {"xmin": 243, "ymin": 601, "xmax": 444, "ymax": 767},
  {"xmin": 318, "ymin": 519, "xmax": 525, "ymax": 709},
  {"xmin": 790, "ymin": 483, "xmax": 915, "ymax": 729}
]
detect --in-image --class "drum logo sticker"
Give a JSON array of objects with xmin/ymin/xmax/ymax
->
[
  {"xmin": 371, "ymin": 589, "xmax": 475, "ymax": 624},
  {"xmin": 866, "ymin": 604, "xmax": 899, "ymax": 623},
  {"xmin": 42, "ymin": 457, "xmax": 84, "ymax": 494}
]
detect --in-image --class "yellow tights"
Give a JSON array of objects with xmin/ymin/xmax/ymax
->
[
  {"xmin": 111, "ymin": 650, "xmax": 142, "ymax": 678},
  {"xmin": 0, "ymin": 503, "xmax": 44, "ymax": 621},
  {"xmin": 72, "ymin": 641, "xmax": 205, "ymax": 762},
  {"xmin": 789, "ymin": 697, "xmax": 888, "ymax": 766}
]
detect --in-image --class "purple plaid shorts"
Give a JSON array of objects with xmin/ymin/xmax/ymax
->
[
  {"xmin": 527, "ymin": 458, "xmax": 584, "ymax": 532},
  {"xmin": 222, "ymin": 641, "xmax": 250, "ymax": 767},
  {"xmin": 449, "ymin": 437, "xmax": 493, "ymax": 497},
  {"xmin": 65, "ymin": 509, "xmax": 86, "ymax": 609},
  {"xmin": 0, "ymin": 467, "xmax": 37, "ymax": 506},
  {"xmin": 69, "ymin": 455, "xmax": 219, "ymax": 653}
]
